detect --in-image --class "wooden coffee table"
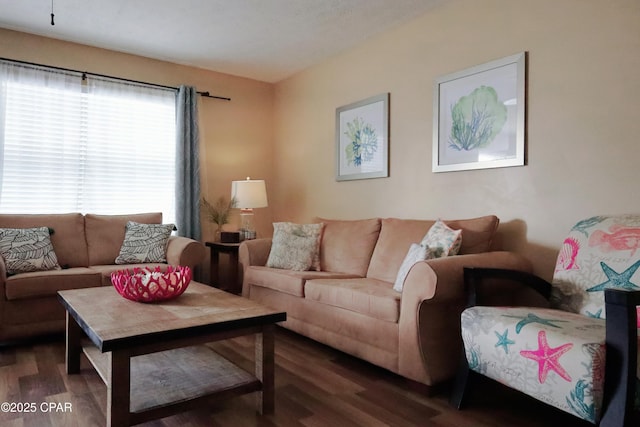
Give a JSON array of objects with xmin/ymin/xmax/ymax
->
[{"xmin": 58, "ymin": 282, "xmax": 286, "ymax": 427}]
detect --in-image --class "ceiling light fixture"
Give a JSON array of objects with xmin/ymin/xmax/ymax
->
[{"xmin": 50, "ymin": 0, "xmax": 55, "ymax": 26}]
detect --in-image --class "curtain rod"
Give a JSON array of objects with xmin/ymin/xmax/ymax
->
[{"xmin": 0, "ymin": 57, "xmax": 231, "ymax": 101}]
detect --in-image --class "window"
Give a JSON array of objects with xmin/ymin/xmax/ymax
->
[{"xmin": 0, "ymin": 61, "xmax": 176, "ymax": 223}]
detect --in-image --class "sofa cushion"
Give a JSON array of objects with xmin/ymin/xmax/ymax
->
[
  {"xmin": 304, "ymin": 278, "xmax": 401, "ymax": 323},
  {"xmin": 266, "ymin": 222, "xmax": 324, "ymax": 271},
  {"xmin": 314, "ymin": 218, "xmax": 381, "ymax": 276},
  {"xmin": 462, "ymin": 306, "xmax": 607, "ymax": 423},
  {"xmin": 0, "ymin": 227, "xmax": 61, "ymax": 275},
  {"xmin": 0, "ymin": 213, "xmax": 88, "ymax": 268},
  {"xmin": 85, "ymin": 213, "xmax": 162, "ymax": 266},
  {"xmin": 5, "ymin": 267, "xmax": 103, "ymax": 300},
  {"xmin": 367, "ymin": 216, "xmax": 499, "ymax": 283},
  {"xmin": 115, "ymin": 221, "xmax": 174, "ymax": 264},
  {"xmin": 246, "ymin": 266, "xmax": 360, "ymax": 297}
]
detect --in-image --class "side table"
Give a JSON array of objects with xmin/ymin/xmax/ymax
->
[{"xmin": 205, "ymin": 242, "xmax": 241, "ymax": 293}]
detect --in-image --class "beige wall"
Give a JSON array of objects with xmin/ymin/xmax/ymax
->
[
  {"xmin": 273, "ymin": 0, "xmax": 640, "ymax": 278},
  {"xmin": 0, "ymin": 28, "xmax": 275, "ymax": 242}
]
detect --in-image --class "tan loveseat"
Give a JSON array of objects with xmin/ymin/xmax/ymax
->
[
  {"xmin": 240, "ymin": 216, "xmax": 532, "ymax": 387},
  {"xmin": 0, "ymin": 212, "xmax": 206, "ymax": 341}
]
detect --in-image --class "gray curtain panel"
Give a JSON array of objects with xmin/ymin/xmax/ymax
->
[{"xmin": 175, "ymin": 85, "xmax": 202, "ymax": 240}]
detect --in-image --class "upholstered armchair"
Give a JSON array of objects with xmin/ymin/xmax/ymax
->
[{"xmin": 450, "ymin": 215, "xmax": 640, "ymax": 426}]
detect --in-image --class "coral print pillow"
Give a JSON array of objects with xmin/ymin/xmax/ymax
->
[
  {"xmin": 420, "ymin": 219, "xmax": 462, "ymax": 258},
  {"xmin": 0, "ymin": 227, "xmax": 61, "ymax": 274},
  {"xmin": 267, "ymin": 222, "xmax": 324, "ymax": 271}
]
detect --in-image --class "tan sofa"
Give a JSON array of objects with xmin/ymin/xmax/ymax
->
[
  {"xmin": 240, "ymin": 216, "xmax": 532, "ymax": 387},
  {"xmin": 0, "ymin": 212, "xmax": 206, "ymax": 341}
]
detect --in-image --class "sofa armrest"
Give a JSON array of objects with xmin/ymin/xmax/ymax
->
[
  {"xmin": 397, "ymin": 251, "xmax": 533, "ymax": 385},
  {"xmin": 0, "ymin": 256, "xmax": 6, "ymax": 300},
  {"xmin": 239, "ymin": 238, "xmax": 272, "ymax": 297},
  {"xmin": 463, "ymin": 267, "xmax": 552, "ymax": 307},
  {"xmin": 239, "ymin": 238, "xmax": 272, "ymax": 269},
  {"xmin": 166, "ymin": 236, "xmax": 207, "ymax": 269},
  {"xmin": 0, "ymin": 256, "xmax": 6, "ymax": 282}
]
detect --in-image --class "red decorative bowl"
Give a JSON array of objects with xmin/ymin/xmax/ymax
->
[{"xmin": 110, "ymin": 265, "xmax": 192, "ymax": 303}]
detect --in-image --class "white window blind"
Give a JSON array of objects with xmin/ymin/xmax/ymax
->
[{"xmin": 0, "ymin": 62, "xmax": 176, "ymax": 223}]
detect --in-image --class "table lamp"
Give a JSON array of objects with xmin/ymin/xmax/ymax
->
[{"xmin": 231, "ymin": 177, "xmax": 268, "ymax": 240}]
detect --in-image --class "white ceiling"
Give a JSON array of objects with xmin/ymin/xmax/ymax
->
[{"xmin": 0, "ymin": 0, "xmax": 443, "ymax": 83}]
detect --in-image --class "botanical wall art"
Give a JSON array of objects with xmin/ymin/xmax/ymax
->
[
  {"xmin": 336, "ymin": 93, "xmax": 389, "ymax": 181},
  {"xmin": 432, "ymin": 52, "xmax": 526, "ymax": 172}
]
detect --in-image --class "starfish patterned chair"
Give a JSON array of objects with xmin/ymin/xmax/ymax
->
[{"xmin": 450, "ymin": 215, "xmax": 640, "ymax": 426}]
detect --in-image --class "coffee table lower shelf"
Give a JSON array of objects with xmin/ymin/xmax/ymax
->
[{"xmin": 82, "ymin": 343, "xmax": 261, "ymax": 425}]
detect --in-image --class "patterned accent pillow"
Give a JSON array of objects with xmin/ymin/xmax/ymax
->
[
  {"xmin": 267, "ymin": 222, "xmax": 324, "ymax": 271},
  {"xmin": 393, "ymin": 243, "xmax": 435, "ymax": 292},
  {"xmin": 420, "ymin": 219, "xmax": 462, "ymax": 257},
  {"xmin": 115, "ymin": 221, "xmax": 175, "ymax": 264},
  {"xmin": 0, "ymin": 227, "xmax": 61, "ymax": 274}
]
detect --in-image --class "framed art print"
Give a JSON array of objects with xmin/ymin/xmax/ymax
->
[
  {"xmin": 336, "ymin": 93, "xmax": 389, "ymax": 181},
  {"xmin": 432, "ymin": 52, "xmax": 526, "ymax": 172}
]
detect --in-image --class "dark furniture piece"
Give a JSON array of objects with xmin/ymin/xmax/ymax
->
[
  {"xmin": 206, "ymin": 241, "xmax": 241, "ymax": 293},
  {"xmin": 58, "ymin": 282, "xmax": 286, "ymax": 427}
]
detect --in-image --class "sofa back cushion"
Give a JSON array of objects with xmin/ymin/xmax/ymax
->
[
  {"xmin": 85, "ymin": 212, "xmax": 162, "ymax": 266},
  {"xmin": 315, "ymin": 218, "xmax": 381, "ymax": 276},
  {"xmin": 0, "ymin": 213, "xmax": 89, "ymax": 268},
  {"xmin": 367, "ymin": 216, "xmax": 499, "ymax": 283}
]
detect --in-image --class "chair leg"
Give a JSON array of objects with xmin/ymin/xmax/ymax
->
[
  {"xmin": 449, "ymin": 350, "xmax": 472, "ymax": 409},
  {"xmin": 600, "ymin": 291, "xmax": 638, "ymax": 427},
  {"xmin": 599, "ymin": 379, "xmax": 635, "ymax": 427}
]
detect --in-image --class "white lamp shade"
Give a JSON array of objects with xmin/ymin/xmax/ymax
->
[{"xmin": 231, "ymin": 178, "xmax": 268, "ymax": 209}]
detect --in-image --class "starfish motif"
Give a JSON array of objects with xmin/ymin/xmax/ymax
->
[
  {"xmin": 520, "ymin": 330, "xmax": 573, "ymax": 383},
  {"xmin": 586, "ymin": 260, "xmax": 640, "ymax": 292},
  {"xmin": 494, "ymin": 329, "xmax": 515, "ymax": 354},
  {"xmin": 503, "ymin": 313, "xmax": 567, "ymax": 334}
]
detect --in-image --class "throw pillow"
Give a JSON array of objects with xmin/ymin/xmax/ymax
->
[
  {"xmin": 115, "ymin": 221, "xmax": 175, "ymax": 264},
  {"xmin": 420, "ymin": 219, "xmax": 462, "ymax": 258},
  {"xmin": 393, "ymin": 243, "xmax": 433, "ymax": 292},
  {"xmin": 267, "ymin": 222, "xmax": 324, "ymax": 271},
  {"xmin": 0, "ymin": 227, "xmax": 61, "ymax": 275}
]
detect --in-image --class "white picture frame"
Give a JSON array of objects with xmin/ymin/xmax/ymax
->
[
  {"xmin": 432, "ymin": 52, "xmax": 527, "ymax": 172},
  {"xmin": 336, "ymin": 93, "xmax": 389, "ymax": 181}
]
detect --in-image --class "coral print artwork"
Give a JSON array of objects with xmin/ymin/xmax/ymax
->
[
  {"xmin": 344, "ymin": 116, "xmax": 378, "ymax": 167},
  {"xmin": 433, "ymin": 52, "xmax": 525, "ymax": 172},
  {"xmin": 448, "ymin": 85, "xmax": 506, "ymax": 152},
  {"xmin": 335, "ymin": 93, "xmax": 389, "ymax": 181}
]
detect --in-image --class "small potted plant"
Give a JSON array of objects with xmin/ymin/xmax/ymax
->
[{"xmin": 201, "ymin": 196, "xmax": 237, "ymax": 241}]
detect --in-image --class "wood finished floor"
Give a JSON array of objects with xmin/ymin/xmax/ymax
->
[{"xmin": 0, "ymin": 328, "xmax": 598, "ymax": 427}]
